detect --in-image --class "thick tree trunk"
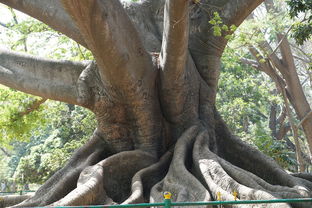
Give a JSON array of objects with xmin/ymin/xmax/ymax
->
[{"xmin": 1, "ymin": 0, "xmax": 312, "ymax": 208}]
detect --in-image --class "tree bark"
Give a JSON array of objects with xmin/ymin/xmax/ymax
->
[{"xmin": 1, "ymin": 0, "xmax": 312, "ymax": 208}]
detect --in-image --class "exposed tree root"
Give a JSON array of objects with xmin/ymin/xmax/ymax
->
[
  {"xmin": 12, "ymin": 131, "xmax": 112, "ymax": 207},
  {"xmin": 52, "ymin": 150, "xmax": 157, "ymax": 206},
  {"xmin": 194, "ymin": 131, "xmax": 293, "ymax": 208},
  {"xmin": 6, "ymin": 124, "xmax": 312, "ymax": 208},
  {"xmin": 291, "ymin": 173, "xmax": 312, "ymax": 183},
  {"xmin": 0, "ymin": 194, "xmax": 33, "ymax": 208},
  {"xmin": 215, "ymin": 115, "xmax": 312, "ymax": 193},
  {"xmin": 150, "ymin": 126, "xmax": 212, "ymax": 205},
  {"xmin": 122, "ymin": 150, "xmax": 173, "ymax": 204}
]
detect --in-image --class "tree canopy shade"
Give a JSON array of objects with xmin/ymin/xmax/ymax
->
[{"xmin": 1, "ymin": 0, "xmax": 312, "ymax": 208}]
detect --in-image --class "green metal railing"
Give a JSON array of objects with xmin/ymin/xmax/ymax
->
[
  {"xmin": 1, "ymin": 191, "xmax": 312, "ymax": 207},
  {"xmin": 30, "ymin": 191, "xmax": 312, "ymax": 208}
]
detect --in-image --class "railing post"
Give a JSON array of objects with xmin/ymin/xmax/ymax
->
[
  {"xmin": 164, "ymin": 192, "xmax": 172, "ymax": 208},
  {"xmin": 232, "ymin": 191, "xmax": 238, "ymax": 201},
  {"xmin": 217, "ymin": 192, "xmax": 222, "ymax": 208}
]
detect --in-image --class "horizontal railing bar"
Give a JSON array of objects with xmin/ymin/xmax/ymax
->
[
  {"xmin": 31, "ymin": 198, "xmax": 312, "ymax": 208},
  {"xmin": 34, "ymin": 203, "xmax": 165, "ymax": 208},
  {"xmin": 0, "ymin": 190, "xmax": 36, "ymax": 193},
  {"xmin": 172, "ymin": 198, "xmax": 312, "ymax": 206}
]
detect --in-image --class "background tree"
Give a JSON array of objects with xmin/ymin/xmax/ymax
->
[
  {"xmin": 218, "ymin": 49, "xmax": 299, "ymax": 170},
  {"xmin": 1, "ymin": 0, "xmax": 312, "ymax": 208},
  {"xmin": 230, "ymin": 0, "xmax": 312, "ymax": 172}
]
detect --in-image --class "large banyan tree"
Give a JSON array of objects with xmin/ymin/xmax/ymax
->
[{"xmin": 0, "ymin": 0, "xmax": 312, "ymax": 207}]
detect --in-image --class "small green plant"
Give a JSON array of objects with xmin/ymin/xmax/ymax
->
[{"xmin": 209, "ymin": 12, "xmax": 237, "ymax": 39}]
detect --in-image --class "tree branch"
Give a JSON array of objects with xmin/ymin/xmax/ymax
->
[
  {"xmin": 18, "ymin": 98, "xmax": 47, "ymax": 117},
  {"xmin": 240, "ymin": 57, "xmax": 260, "ymax": 68},
  {"xmin": 61, "ymin": 0, "xmax": 155, "ymax": 91},
  {"xmin": 248, "ymin": 45, "xmax": 292, "ymax": 100},
  {"xmin": 158, "ymin": 0, "xmax": 201, "ymax": 125},
  {"xmin": 290, "ymin": 43, "xmax": 312, "ymax": 62},
  {"xmin": 293, "ymin": 55, "xmax": 311, "ymax": 63},
  {"xmin": 0, "ymin": 0, "xmax": 87, "ymax": 47},
  {"xmin": 224, "ymin": 0, "xmax": 264, "ymax": 26},
  {"xmin": 298, "ymin": 111, "xmax": 312, "ymax": 129},
  {"xmin": 188, "ymin": 0, "xmax": 264, "ymax": 103},
  {"xmin": 270, "ymin": 26, "xmax": 293, "ymax": 56},
  {"xmin": 258, "ymin": 40, "xmax": 284, "ymax": 72},
  {"xmin": 160, "ymin": 0, "xmax": 189, "ymax": 80},
  {"xmin": 277, "ymin": 34, "xmax": 295, "ymax": 71},
  {"xmin": 0, "ymin": 147, "xmax": 11, "ymax": 157},
  {"xmin": 0, "ymin": 49, "xmax": 89, "ymax": 106},
  {"xmin": 0, "ymin": 21, "xmax": 8, "ymax": 28}
]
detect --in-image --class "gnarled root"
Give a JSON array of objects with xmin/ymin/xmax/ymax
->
[
  {"xmin": 194, "ymin": 131, "xmax": 292, "ymax": 208},
  {"xmin": 150, "ymin": 126, "xmax": 212, "ymax": 205},
  {"xmin": 215, "ymin": 115, "xmax": 312, "ymax": 191},
  {"xmin": 291, "ymin": 173, "xmax": 312, "ymax": 183},
  {"xmin": 12, "ymin": 131, "xmax": 111, "ymax": 207},
  {"xmin": 0, "ymin": 194, "xmax": 33, "ymax": 208},
  {"xmin": 149, "ymin": 124, "xmax": 312, "ymax": 208},
  {"xmin": 8, "ymin": 124, "xmax": 312, "ymax": 208},
  {"xmin": 122, "ymin": 150, "xmax": 173, "ymax": 204},
  {"xmin": 52, "ymin": 150, "xmax": 157, "ymax": 206}
]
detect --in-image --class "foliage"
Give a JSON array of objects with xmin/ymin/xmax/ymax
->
[
  {"xmin": 219, "ymin": 48, "xmax": 274, "ymax": 136},
  {"xmin": 0, "ymin": 87, "xmax": 46, "ymax": 147},
  {"xmin": 12, "ymin": 104, "xmax": 96, "ymax": 184},
  {"xmin": 218, "ymin": 0, "xmax": 312, "ymax": 170},
  {"xmin": 0, "ymin": 5, "xmax": 96, "ymax": 187},
  {"xmin": 208, "ymin": 12, "xmax": 237, "ymax": 40},
  {"xmin": 249, "ymin": 122, "xmax": 297, "ymax": 169},
  {"xmin": 218, "ymin": 47, "xmax": 295, "ymax": 169},
  {"xmin": 287, "ymin": 0, "xmax": 312, "ymax": 45}
]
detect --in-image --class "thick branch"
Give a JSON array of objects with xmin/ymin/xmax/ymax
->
[
  {"xmin": 160, "ymin": 0, "xmax": 189, "ymax": 76},
  {"xmin": 224, "ymin": 0, "xmax": 264, "ymax": 26},
  {"xmin": 61, "ymin": 0, "xmax": 155, "ymax": 91},
  {"xmin": 240, "ymin": 57, "xmax": 259, "ymax": 68},
  {"xmin": 188, "ymin": 0, "xmax": 264, "ymax": 103},
  {"xmin": 158, "ymin": 0, "xmax": 192, "ymax": 124},
  {"xmin": 0, "ymin": 0, "xmax": 87, "ymax": 47},
  {"xmin": 0, "ymin": 49, "xmax": 89, "ymax": 106}
]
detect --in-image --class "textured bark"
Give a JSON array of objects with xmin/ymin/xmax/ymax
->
[
  {"xmin": 0, "ymin": 49, "xmax": 88, "ymax": 106},
  {"xmin": 1, "ymin": 0, "xmax": 312, "ymax": 208}
]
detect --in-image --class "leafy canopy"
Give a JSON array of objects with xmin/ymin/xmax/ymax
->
[{"xmin": 287, "ymin": 0, "xmax": 312, "ymax": 45}]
